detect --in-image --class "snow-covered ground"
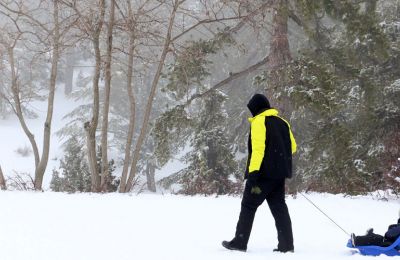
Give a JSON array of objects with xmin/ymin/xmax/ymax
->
[{"xmin": 0, "ymin": 191, "xmax": 398, "ymax": 260}]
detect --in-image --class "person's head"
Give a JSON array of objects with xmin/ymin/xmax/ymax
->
[{"xmin": 247, "ymin": 93, "xmax": 271, "ymax": 116}]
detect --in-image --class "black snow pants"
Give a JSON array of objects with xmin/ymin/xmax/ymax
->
[
  {"xmin": 234, "ymin": 178, "xmax": 293, "ymax": 250},
  {"xmin": 354, "ymin": 233, "xmax": 392, "ymax": 247}
]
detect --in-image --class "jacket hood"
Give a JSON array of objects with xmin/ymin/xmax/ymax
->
[
  {"xmin": 248, "ymin": 108, "xmax": 279, "ymax": 123},
  {"xmin": 247, "ymin": 94, "xmax": 271, "ymax": 116}
]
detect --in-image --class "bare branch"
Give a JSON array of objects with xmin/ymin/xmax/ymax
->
[
  {"xmin": 184, "ymin": 56, "xmax": 270, "ymax": 107},
  {"xmin": 0, "ymin": 2, "xmax": 51, "ymax": 33}
]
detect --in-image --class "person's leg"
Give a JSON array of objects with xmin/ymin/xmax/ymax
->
[
  {"xmin": 354, "ymin": 233, "xmax": 385, "ymax": 246},
  {"xmin": 231, "ymin": 180, "xmax": 267, "ymax": 248},
  {"xmin": 265, "ymin": 179, "xmax": 294, "ymax": 252}
]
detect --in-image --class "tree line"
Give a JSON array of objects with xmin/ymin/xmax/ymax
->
[{"xmin": 0, "ymin": 0, "xmax": 399, "ymax": 196}]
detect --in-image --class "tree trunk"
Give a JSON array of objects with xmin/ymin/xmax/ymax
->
[
  {"xmin": 64, "ymin": 50, "xmax": 74, "ymax": 95},
  {"xmin": 86, "ymin": 36, "xmax": 102, "ymax": 192},
  {"xmin": 8, "ymin": 47, "xmax": 41, "ymax": 169},
  {"xmin": 85, "ymin": 0, "xmax": 105, "ymax": 193},
  {"xmin": 266, "ymin": 0, "xmax": 292, "ymax": 115},
  {"xmin": 100, "ymin": 0, "xmax": 115, "ymax": 192},
  {"xmin": 0, "ymin": 88, "xmax": 5, "ymax": 118},
  {"xmin": 0, "ymin": 165, "xmax": 6, "ymax": 190},
  {"xmin": 145, "ymin": 161, "xmax": 156, "ymax": 192},
  {"xmin": 119, "ymin": 38, "xmax": 136, "ymax": 193},
  {"xmin": 267, "ymin": 0, "xmax": 291, "ymax": 69},
  {"xmin": 123, "ymin": 1, "xmax": 179, "ymax": 192},
  {"xmin": 34, "ymin": 0, "xmax": 60, "ymax": 190},
  {"xmin": 85, "ymin": 120, "xmax": 99, "ymax": 191}
]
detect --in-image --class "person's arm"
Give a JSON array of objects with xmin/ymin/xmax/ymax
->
[
  {"xmin": 248, "ymin": 116, "xmax": 266, "ymax": 174},
  {"xmin": 385, "ymin": 225, "xmax": 400, "ymax": 241}
]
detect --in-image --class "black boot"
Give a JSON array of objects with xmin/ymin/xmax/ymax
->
[
  {"xmin": 221, "ymin": 239, "xmax": 247, "ymax": 252},
  {"xmin": 273, "ymin": 247, "xmax": 294, "ymax": 253},
  {"xmin": 351, "ymin": 233, "xmax": 356, "ymax": 247}
]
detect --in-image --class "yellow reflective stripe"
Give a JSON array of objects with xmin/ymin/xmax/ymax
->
[
  {"xmin": 249, "ymin": 116, "xmax": 266, "ymax": 172},
  {"xmin": 289, "ymin": 130, "xmax": 297, "ymax": 154},
  {"xmin": 274, "ymin": 115, "xmax": 297, "ymax": 154}
]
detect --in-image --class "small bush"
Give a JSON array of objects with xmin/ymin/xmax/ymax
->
[{"xmin": 7, "ymin": 171, "xmax": 34, "ymax": 191}]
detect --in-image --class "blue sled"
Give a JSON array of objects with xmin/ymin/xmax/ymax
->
[{"xmin": 347, "ymin": 236, "xmax": 400, "ymax": 256}]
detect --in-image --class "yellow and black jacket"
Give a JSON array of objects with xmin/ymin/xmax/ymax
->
[{"xmin": 245, "ymin": 108, "xmax": 297, "ymax": 180}]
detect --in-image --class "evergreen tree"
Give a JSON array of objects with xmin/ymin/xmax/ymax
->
[
  {"xmin": 176, "ymin": 91, "xmax": 241, "ymax": 195},
  {"xmin": 50, "ymin": 137, "xmax": 119, "ymax": 193},
  {"xmin": 95, "ymin": 145, "xmax": 119, "ymax": 192},
  {"xmin": 154, "ymin": 33, "xmax": 243, "ymax": 195},
  {"xmin": 253, "ymin": 0, "xmax": 400, "ymax": 194},
  {"xmin": 50, "ymin": 136, "xmax": 91, "ymax": 193},
  {"xmin": 49, "ymin": 170, "xmax": 63, "ymax": 192}
]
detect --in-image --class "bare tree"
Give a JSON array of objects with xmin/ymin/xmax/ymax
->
[
  {"xmin": 99, "ymin": 0, "xmax": 115, "ymax": 191},
  {"xmin": 0, "ymin": 0, "xmax": 63, "ymax": 190},
  {"xmin": 118, "ymin": 0, "xmax": 180, "ymax": 192},
  {"xmin": 116, "ymin": 0, "xmax": 142, "ymax": 193},
  {"xmin": 62, "ymin": 0, "xmax": 106, "ymax": 192},
  {"xmin": 34, "ymin": 0, "xmax": 61, "ymax": 190},
  {"xmin": 0, "ymin": 17, "xmax": 41, "ymax": 168},
  {"xmin": 113, "ymin": 0, "xmax": 169, "ymax": 193}
]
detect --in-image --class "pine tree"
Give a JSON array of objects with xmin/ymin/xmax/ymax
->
[
  {"xmin": 257, "ymin": 0, "xmax": 400, "ymax": 194},
  {"xmin": 95, "ymin": 145, "xmax": 119, "ymax": 192},
  {"xmin": 50, "ymin": 170, "xmax": 63, "ymax": 192},
  {"xmin": 154, "ymin": 34, "xmax": 242, "ymax": 195},
  {"xmin": 177, "ymin": 91, "xmax": 241, "ymax": 195},
  {"xmin": 50, "ymin": 135, "xmax": 91, "ymax": 193},
  {"xmin": 51, "ymin": 137, "xmax": 119, "ymax": 193}
]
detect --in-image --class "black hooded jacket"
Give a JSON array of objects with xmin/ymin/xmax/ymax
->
[
  {"xmin": 385, "ymin": 218, "xmax": 400, "ymax": 242},
  {"xmin": 245, "ymin": 94, "xmax": 297, "ymax": 180}
]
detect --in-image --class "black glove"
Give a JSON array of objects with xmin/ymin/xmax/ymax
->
[
  {"xmin": 365, "ymin": 228, "xmax": 374, "ymax": 235},
  {"xmin": 247, "ymin": 171, "xmax": 262, "ymax": 194}
]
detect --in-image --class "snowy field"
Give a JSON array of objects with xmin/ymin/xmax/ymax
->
[{"xmin": 0, "ymin": 191, "xmax": 398, "ymax": 260}]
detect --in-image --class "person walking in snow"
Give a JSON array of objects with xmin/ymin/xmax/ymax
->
[{"xmin": 222, "ymin": 93, "xmax": 297, "ymax": 253}]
